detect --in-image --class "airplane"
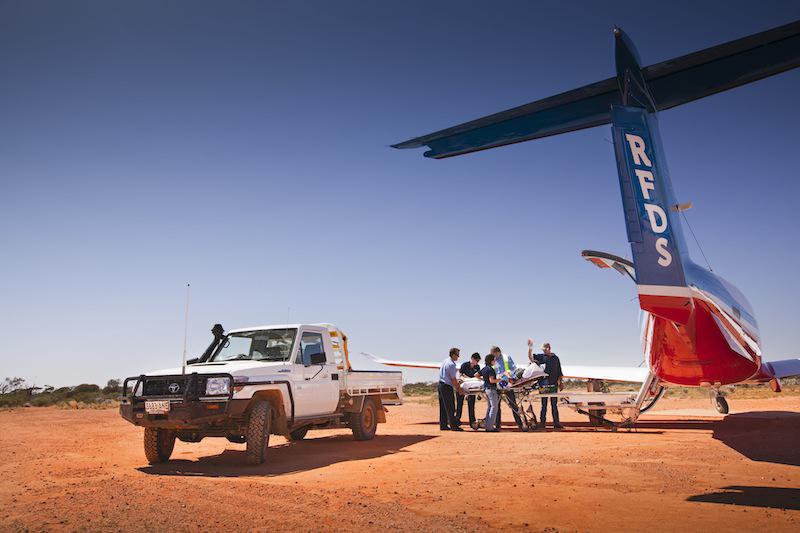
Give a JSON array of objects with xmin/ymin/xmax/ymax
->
[{"xmin": 377, "ymin": 20, "xmax": 800, "ymax": 425}]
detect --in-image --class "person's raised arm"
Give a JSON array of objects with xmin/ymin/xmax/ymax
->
[{"xmin": 527, "ymin": 338, "xmax": 535, "ymax": 363}]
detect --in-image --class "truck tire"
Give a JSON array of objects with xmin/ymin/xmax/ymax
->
[
  {"xmin": 351, "ymin": 397, "xmax": 379, "ymax": 441},
  {"xmin": 288, "ymin": 426, "xmax": 309, "ymax": 441},
  {"xmin": 144, "ymin": 428, "xmax": 176, "ymax": 464},
  {"xmin": 245, "ymin": 400, "xmax": 272, "ymax": 465}
]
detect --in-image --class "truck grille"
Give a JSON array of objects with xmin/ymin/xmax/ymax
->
[{"xmin": 142, "ymin": 377, "xmax": 206, "ymax": 397}]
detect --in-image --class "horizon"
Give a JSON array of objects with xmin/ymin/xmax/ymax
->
[{"xmin": 2, "ymin": 1, "xmax": 799, "ymax": 387}]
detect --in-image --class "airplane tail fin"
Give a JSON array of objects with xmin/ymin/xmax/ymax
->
[{"xmin": 611, "ymin": 105, "xmax": 693, "ymax": 323}]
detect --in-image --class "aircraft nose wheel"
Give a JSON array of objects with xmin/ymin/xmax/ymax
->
[{"xmin": 713, "ymin": 394, "xmax": 729, "ymax": 414}]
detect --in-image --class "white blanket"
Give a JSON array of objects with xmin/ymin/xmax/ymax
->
[
  {"xmin": 459, "ymin": 379, "xmax": 484, "ymax": 394},
  {"xmin": 522, "ymin": 363, "xmax": 547, "ymax": 380}
]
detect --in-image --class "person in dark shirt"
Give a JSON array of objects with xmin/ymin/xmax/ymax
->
[
  {"xmin": 456, "ymin": 352, "xmax": 481, "ymax": 428},
  {"xmin": 528, "ymin": 340, "xmax": 564, "ymax": 429},
  {"xmin": 480, "ymin": 354, "xmax": 501, "ymax": 432}
]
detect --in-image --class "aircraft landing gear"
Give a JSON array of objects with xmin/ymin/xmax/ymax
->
[{"xmin": 712, "ymin": 391, "xmax": 729, "ymax": 414}]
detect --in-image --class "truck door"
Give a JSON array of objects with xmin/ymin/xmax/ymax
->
[{"xmin": 292, "ymin": 329, "xmax": 340, "ymax": 417}]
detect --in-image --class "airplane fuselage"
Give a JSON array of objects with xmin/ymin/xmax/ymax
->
[{"xmin": 641, "ymin": 267, "xmax": 767, "ymax": 387}]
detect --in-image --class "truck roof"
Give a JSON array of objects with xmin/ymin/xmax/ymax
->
[{"xmin": 226, "ymin": 323, "xmax": 339, "ymax": 334}]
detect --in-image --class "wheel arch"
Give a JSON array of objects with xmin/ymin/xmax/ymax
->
[{"xmin": 246, "ymin": 389, "xmax": 289, "ymax": 435}]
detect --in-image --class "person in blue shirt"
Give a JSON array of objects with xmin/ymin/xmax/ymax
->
[
  {"xmin": 437, "ymin": 347, "xmax": 463, "ymax": 431},
  {"xmin": 491, "ymin": 346, "xmax": 526, "ymax": 431},
  {"xmin": 528, "ymin": 340, "xmax": 564, "ymax": 429}
]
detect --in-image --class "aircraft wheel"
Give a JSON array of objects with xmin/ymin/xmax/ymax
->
[{"xmin": 714, "ymin": 395, "xmax": 729, "ymax": 414}]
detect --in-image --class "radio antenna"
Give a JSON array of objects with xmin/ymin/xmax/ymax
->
[{"xmin": 182, "ymin": 283, "xmax": 191, "ymax": 375}]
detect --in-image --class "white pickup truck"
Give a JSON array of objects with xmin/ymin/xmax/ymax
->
[{"xmin": 119, "ymin": 323, "xmax": 403, "ymax": 465}]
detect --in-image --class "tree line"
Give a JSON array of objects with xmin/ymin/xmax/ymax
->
[{"xmin": 0, "ymin": 377, "xmax": 123, "ymax": 408}]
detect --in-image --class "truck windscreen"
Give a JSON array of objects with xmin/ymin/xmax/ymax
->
[{"xmin": 211, "ymin": 329, "xmax": 296, "ymax": 362}]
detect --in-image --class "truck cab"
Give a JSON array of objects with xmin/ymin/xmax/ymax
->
[{"xmin": 119, "ymin": 323, "xmax": 403, "ymax": 465}]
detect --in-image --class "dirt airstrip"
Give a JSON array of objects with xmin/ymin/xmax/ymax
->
[{"xmin": 1, "ymin": 396, "xmax": 799, "ymax": 532}]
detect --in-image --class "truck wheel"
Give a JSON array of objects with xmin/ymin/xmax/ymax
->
[
  {"xmin": 245, "ymin": 400, "xmax": 272, "ymax": 465},
  {"xmin": 288, "ymin": 426, "xmax": 309, "ymax": 441},
  {"xmin": 144, "ymin": 428, "xmax": 176, "ymax": 464},
  {"xmin": 351, "ymin": 397, "xmax": 379, "ymax": 441}
]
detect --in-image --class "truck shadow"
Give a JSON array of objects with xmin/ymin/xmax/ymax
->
[
  {"xmin": 687, "ymin": 486, "xmax": 800, "ymax": 510},
  {"xmin": 137, "ymin": 433, "xmax": 435, "ymax": 477}
]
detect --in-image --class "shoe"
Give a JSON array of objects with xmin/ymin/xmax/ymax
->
[
  {"xmin": 553, "ymin": 424, "xmax": 564, "ymax": 430},
  {"xmin": 451, "ymin": 426, "xmax": 464, "ymax": 432},
  {"xmin": 440, "ymin": 427, "xmax": 450, "ymax": 431}
]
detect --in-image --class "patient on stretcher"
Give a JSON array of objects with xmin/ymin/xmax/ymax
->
[{"xmin": 459, "ymin": 362, "xmax": 547, "ymax": 393}]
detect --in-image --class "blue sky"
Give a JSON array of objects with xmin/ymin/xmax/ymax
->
[{"xmin": 1, "ymin": 1, "xmax": 798, "ymax": 386}]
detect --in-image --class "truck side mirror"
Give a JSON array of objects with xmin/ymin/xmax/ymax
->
[{"xmin": 310, "ymin": 352, "xmax": 326, "ymax": 365}]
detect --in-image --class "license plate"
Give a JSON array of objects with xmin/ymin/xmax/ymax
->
[{"xmin": 145, "ymin": 400, "xmax": 170, "ymax": 414}]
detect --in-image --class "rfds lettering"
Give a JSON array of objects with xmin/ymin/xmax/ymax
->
[{"xmin": 624, "ymin": 133, "xmax": 672, "ymax": 267}]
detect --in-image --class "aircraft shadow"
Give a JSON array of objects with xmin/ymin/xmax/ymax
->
[
  {"xmin": 414, "ymin": 420, "xmax": 665, "ymax": 434},
  {"xmin": 710, "ymin": 411, "xmax": 800, "ymax": 467},
  {"xmin": 687, "ymin": 486, "xmax": 800, "ymax": 510},
  {"xmin": 137, "ymin": 433, "xmax": 435, "ymax": 477}
]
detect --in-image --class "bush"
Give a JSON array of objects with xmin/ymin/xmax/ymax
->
[
  {"xmin": 0, "ymin": 378, "xmax": 121, "ymax": 408},
  {"xmin": 103, "ymin": 379, "xmax": 122, "ymax": 394},
  {"xmin": 403, "ymin": 382, "xmax": 437, "ymax": 396},
  {"xmin": 73, "ymin": 384, "xmax": 101, "ymax": 394}
]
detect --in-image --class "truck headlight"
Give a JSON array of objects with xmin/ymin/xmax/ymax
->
[{"xmin": 205, "ymin": 377, "xmax": 231, "ymax": 396}]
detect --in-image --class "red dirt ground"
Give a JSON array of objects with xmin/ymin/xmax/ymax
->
[{"xmin": 1, "ymin": 397, "xmax": 798, "ymax": 532}]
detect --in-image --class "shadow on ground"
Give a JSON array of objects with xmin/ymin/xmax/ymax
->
[
  {"xmin": 687, "ymin": 486, "xmax": 800, "ymax": 510},
  {"xmin": 711, "ymin": 411, "xmax": 800, "ymax": 466},
  {"xmin": 138, "ymin": 433, "xmax": 435, "ymax": 477}
]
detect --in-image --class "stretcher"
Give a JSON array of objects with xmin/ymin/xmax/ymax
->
[
  {"xmin": 461, "ymin": 373, "xmax": 643, "ymax": 430},
  {"xmin": 459, "ymin": 376, "xmax": 542, "ymax": 430}
]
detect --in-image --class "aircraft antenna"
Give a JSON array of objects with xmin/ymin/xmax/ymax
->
[
  {"xmin": 181, "ymin": 283, "xmax": 190, "ymax": 375},
  {"xmin": 679, "ymin": 211, "xmax": 713, "ymax": 272}
]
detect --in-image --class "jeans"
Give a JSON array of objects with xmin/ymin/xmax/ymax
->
[
  {"xmin": 437, "ymin": 382, "xmax": 460, "ymax": 429},
  {"xmin": 540, "ymin": 396, "xmax": 560, "ymax": 425},
  {"xmin": 484, "ymin": 388, "xmax": 499, "ymax": 431},
  {"xmin": 455, "ymin": 393, "xmax": 477, "ymax": 426}
]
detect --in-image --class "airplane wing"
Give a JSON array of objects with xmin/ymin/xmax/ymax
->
[
  {"xmin": 561, "ymin": 365, "xmax": 648, "ymax": 383},
  {"xmin": 363, "ymin": 352, "xmax": 648, "ymax": 383},
  {"xmin": 361, "ymin": 352, "xmax": 440, "ymax": 369},
  {"xmin": 764, "ymin": 358, "xmax": 800, "ymax": 379}
]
